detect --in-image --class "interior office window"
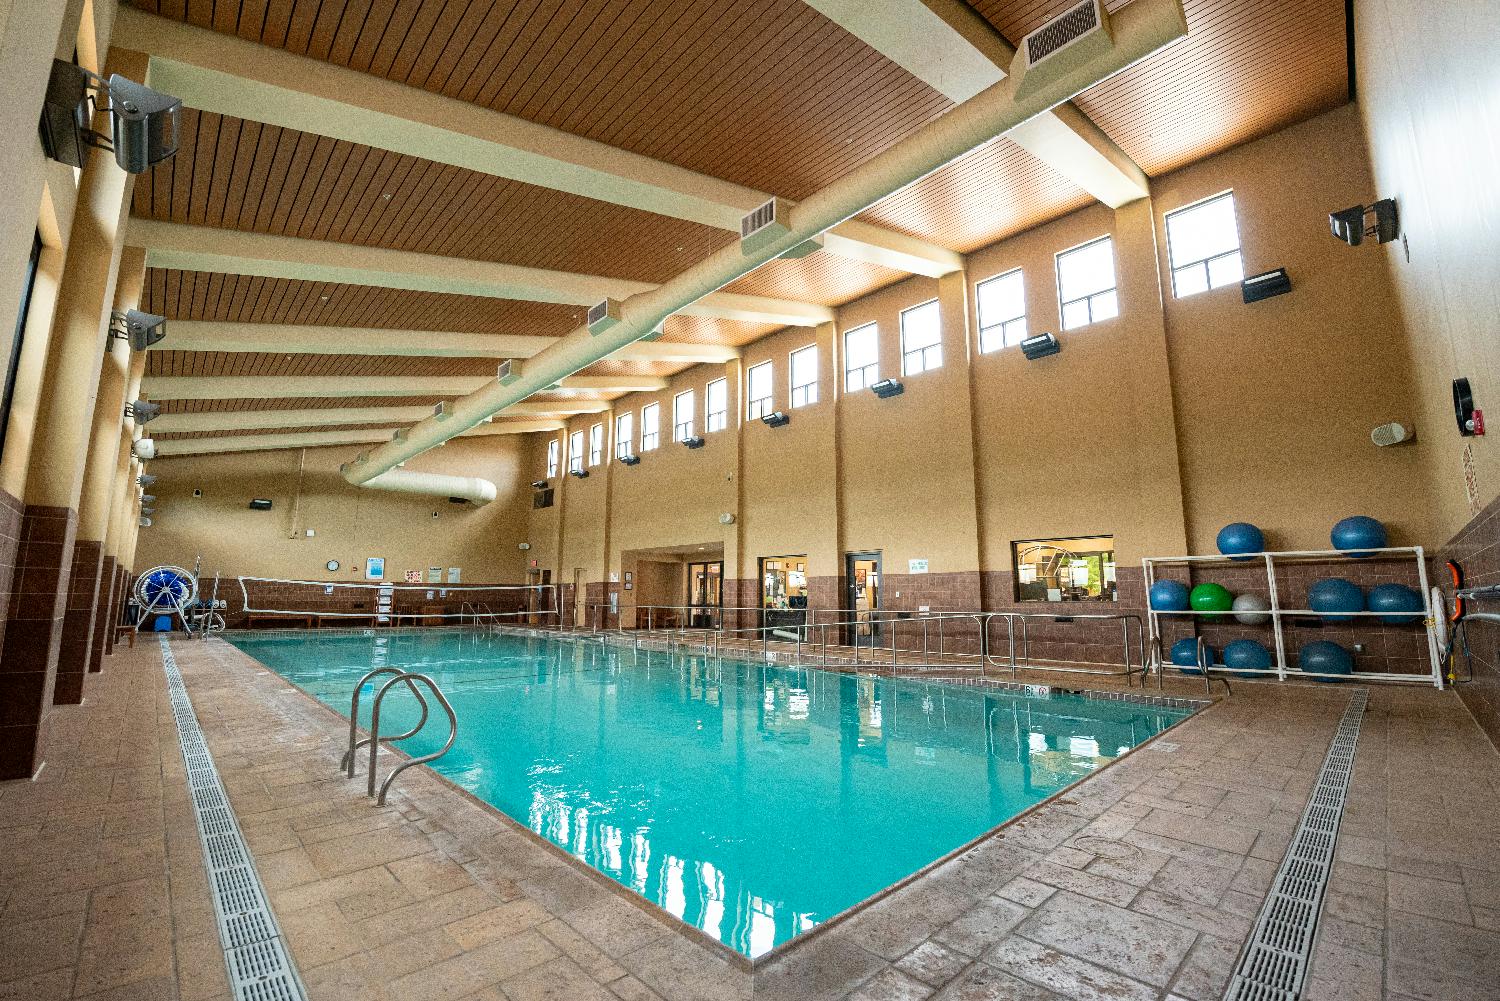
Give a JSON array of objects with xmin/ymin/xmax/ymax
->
[
  {"xmin": 673, "ymin": 389, "xmax": 695, "ymax": 441},
  {"xmin": 746, "ymin": 361, "xmax": 773, "ymax": 419},
  {"xmin": 789, "ymin": 345, "xmax": 818, "ymax": 407},
  {"xmin": 1056, "ymin": 236, "xmax": 1118, "ymax": 330},
  {"xmin": 588, "ymin": 423, "xmax": 604, "ymax": 466},
  {"xmin": 1013, "ymin": 535, "xmax": 1117, "ymax": 603},
  {"xmin": 615, "ymin": 411, "xmax": 634, "ymax": 459},
  {"xmin": 976, "ymin": 269, "xmax": 1027, "ymax": 352},
  {"xmin": 568, "ymin": 429, "xmax": 584, "ymax": 472},
  {"xmin": 641, "ymin": 402, "xmax": 660, "ymax": 451},
  {"xmin": 1, "ymin": 232, "xmax": 42, "ymax": 453},
  {"xmin": 844, "ymin": 323, "xmax": 878, "ymax": 391},
  {"xmin": 706, "ymin": 377, "xmax": 728, "ymax": 432},
  {"xmin": 900, "ymin": 300, "xmax": 942, "ymax": 375},
  {"xmin": 1165, "ymin": 191, "xmax": 1243, "ymax": 297},
  {"xmin": 546, "ymin": 438, "xmax": 560, "ymax": 477}
]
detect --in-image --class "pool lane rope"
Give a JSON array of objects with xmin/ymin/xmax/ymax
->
[
  {"xmin": 158, "ymin": 637, "xmax": 310, "ymax": 1001},
  {"xmin": 1223, "ymin": 687, "xmax": 1369, "ymax": 1001}
]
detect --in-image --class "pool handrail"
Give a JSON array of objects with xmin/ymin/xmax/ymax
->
[
  {"xmin": 366, "ymin": 671, "xmax": 458, "ymax": 805},
  {"xmin": 342, "ymin": 667, "xmax": 430, "ymax": 776}
]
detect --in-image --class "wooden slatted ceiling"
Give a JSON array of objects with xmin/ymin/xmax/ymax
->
[
  {"xmin": 971, "ymin": 0, "xmax": 1350, "ymax": 176},
  {"xmin": 146, "ymin": 351, "xmax": 506, "ymax": 378},
  {"xmin": 134, "ymin": 110, "xmax": 736, "ymax": 284},
  {"xmin": 857, "ymin": 137, "xmax": 1093, "ymax": 253},
  {"xmin": 156, "ymin": 417, "xmax": 546, "ymax": 440},
  {"xmin": 723, "ymin": 254, "xmax": 908, "ymax": 308},
  {"xmin": 127, "ymin": 0, "xmax": 950, "ymax": 201}
]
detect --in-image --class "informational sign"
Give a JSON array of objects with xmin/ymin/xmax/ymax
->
[
  {"xmin": 908, "ymin": 558, "xmax": 929, "ymax": 574},
  {"xmin": 425, "ymin": 590, "xmax": 435, "ymax": 600},
  {"xmin": 404, "ymin": 570, "xmax": 421, "ymax": 583},
  {"xmin": 1464, "ymin": 443, "xmax": 1481, "ymax": 515},
  {"xmin": 609, "ymin": 572, "xmax": 619, "ymax": 582},
  {"xmin": 365, "ymin": 557, "xmax": 385, "ymax": 580},
  {"xmin": 427, "ymin": 566, "xmax": 442, "ymax": 583},
  {"xmin": 788, "ymin": 570, "xmax": 806, "ymax": 587},
  {"xmin": 624, "ymin": 571, "xmax": 633, "ymax": 591},
  {"xmin": 447, "ymin": 567, "xmax": 461, "ymax": 584}
]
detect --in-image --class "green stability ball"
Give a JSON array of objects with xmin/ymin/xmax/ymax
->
[{"xmin": 1190, "ymin": 582, "xmax": 1234, "ymax": 622}]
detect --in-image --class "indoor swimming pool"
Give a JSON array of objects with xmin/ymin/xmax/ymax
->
[{"xmin": 225, "ymin": 628, "xmax": 1195, "ymax": 960}]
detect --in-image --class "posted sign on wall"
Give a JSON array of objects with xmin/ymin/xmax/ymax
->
[{"xmin": 908, "ymin": 559, "xmax": 929, "ymax": 574}]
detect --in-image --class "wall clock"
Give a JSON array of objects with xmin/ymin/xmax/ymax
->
[{"xmin": 326, "ymin": 560, "xmax": 340, "ymax": 572}]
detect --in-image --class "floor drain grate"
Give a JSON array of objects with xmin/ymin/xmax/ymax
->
[
  {"xmin": 158, "ymin": 638, "xmax": 309, "ymax": 1001},
  {"xmin": 1223, "ymin": 688, "xmax": 1369, "ymax": 1001}
]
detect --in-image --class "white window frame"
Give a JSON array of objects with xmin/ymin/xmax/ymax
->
[
  {"xmin": 900, "ymin": 299, "xmax": 943, "ymax": 376},
  {"xmin": 640, "ymin": 402, "xmax": 660, "ymax": 451},
  {"xmin": 976, "ymin": 268, "xmax": 1028, "ymax": 352},
  {"xmin": 615, "ymin": 411, "xmax": 634, "ymax": 459},
  {"xmin": 673, "ymin": 389, "xmax": 696, "ymax": 442},
  {"xmin": 546, "ymin": 438, "xmax": 560, "ymax": 478},
  {"xmin": 1056, "ymin": 235, "xmax": 1119, "ymax": 331},
  {"xmin": 746, "ymin": 361, "xmax": 773, "ymax": 420},
  {"xmin": 844, "ymin": 323, "xmax": 879, "ymax": 391},
  {"xmin": 706, "ymin": 377, "xmax": 728, "ymax": 433},
  {"xmin": 567, "ymin": 429, "xmax": 584, "ymax": 472},
  {"xmin": 1165, "ymin": 191, "xmax": 1244, "ymax": 298},
  {"xmin": 789, "ymin": 345, "xmax": 818, "ymax": 408},
  {"xmin": 588, "ymin": 423, "xmax": 603, "ymax": 466}
]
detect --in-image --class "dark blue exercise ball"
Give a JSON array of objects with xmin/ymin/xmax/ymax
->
[
  {"xmin": 1298, "ymin": 640, "xmax": 1354, "ymax": 681},
  {"xmin": 1216, "ymin": 522, "xmax": 1265, "ymax": 561},
  {"xmin": 1150, "ymin": 579, "xmax": 1191, "ymax": 612},
  {"xmin": 1331, "ymin": 515, "xmax": 1387, "ymax": 557},
  {"xmin": 1307, "ymin": 577, "xmax": 1365, "ymax": 622},
  {"xmin": 1170, "ymin": 637, "xmax": 1214, "ymax": 675},
  {"xmin": 1367, "ymin": 582, "xmax": 1423, "ymax": 624},
  {"xmin": 1223, "ymin": 639, "xmax": 1273, "ymax": 677}
]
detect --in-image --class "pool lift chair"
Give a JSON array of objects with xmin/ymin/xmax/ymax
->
[{"xmin": 133, "ymin": 561, "xmax": 223, "ymax": 635}]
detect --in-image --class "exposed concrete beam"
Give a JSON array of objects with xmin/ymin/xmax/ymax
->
[
  {"xmin": 128, "ymin": 221, "xmax": 832, "ymax": 327},
  {"xmin": 150, "ymin": 402, "xmax": 609, "ymax": 434},
  {"xmin": 156, "ymin": 320, "xmax": 742, "ymax": 364},
  {"xmin": 142, "ymin": 374, "xmax": 667, "ymax": 401},
  {"xmin": 154, "ymin": 421, "xmax": 562, "ymax": 457},
  {"xmin": 112, "ymin": 7, "xmax": 960, "ymax": 275},
  {"xmin": 802, "ymin": 0, "xmax": 1149, "ymax": 207}
]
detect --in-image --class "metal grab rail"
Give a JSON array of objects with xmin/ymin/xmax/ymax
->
[
  {"xmin": 999, "ymin": 612, "xmax": 1148, "ymax": 682},
  {"xmin": 341, "ymin": 667, "xmax": 430, "ymax": 776},
  {"xmin": 366, "ymin": 672, "xmax": 457, "ymax": 806}
]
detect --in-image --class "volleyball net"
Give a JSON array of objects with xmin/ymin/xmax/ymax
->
[{"xmin": 236, "ymin": 576, "xmax": 562, "ymax": 625}]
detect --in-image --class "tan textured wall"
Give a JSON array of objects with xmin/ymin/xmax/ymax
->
[
  {"xmin": 1354, "ymin": 0, "xmax": 1500, "ymax": 541},
  {"xmin": 134, "ymin": 437, "xmax": 534, "ymax": 583}
]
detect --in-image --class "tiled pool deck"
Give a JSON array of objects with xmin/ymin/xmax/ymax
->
[{"xmin": 2, "ymin": 637, "xmax": 1498, "ymax": 1000}]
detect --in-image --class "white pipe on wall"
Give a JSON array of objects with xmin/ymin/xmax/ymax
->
[
  {"xmin": 361, "ymin": 468, "xmax": 498, "ymax": 507},
  {"xmin": 342, "ymin": 0, "xmax": 1187, "ymax": 488}
]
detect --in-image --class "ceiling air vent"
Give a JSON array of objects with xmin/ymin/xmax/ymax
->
[
  {"xmin": 587, "ymin": 298, "xmax": 622, "ymax": 335},
  {"xmin": 432, "ymin": 401, "xmax": 450, "ymax": 422},
  {"xmin": 1016, "ymin": 0, "xmax": 1112, "ymax": 97},
  {"xmin": 740, "ymin": 197, "xmax": 792, "ymax": 254},
  {"xmin": 497, "ymin": 358, "xmax": 521, "ymax": 384}
]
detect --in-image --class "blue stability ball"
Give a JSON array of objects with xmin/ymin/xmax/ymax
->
[
  {"xmin": 1216, "ymin": 522, "xmax": 1265, "ymax": 561},
  {"xmin": 1299, "ymin": 640, "xmax": 1354, "ymax": 681},
  {"xmin": 1331, "ymin": 515, "xmax": 1388, "ymax": 557},
  {"xmin": 1150, "ymin": 579, "xmax": 1191, "ymax": 611},
  {"xmin": 1368, "ymin": 582, "xmax": 1423, "ymax": 624},
  {"xmin": 1223, "ymin": 639, "xmax": 1273, "ymax": 678},
  {"xmin": 1170, "ymin": 637, "xmax": 1214, "ymax": 675},
  {"xmin": 1307, "ymin": 577, "xmax": 1365, "ymax": 622}
]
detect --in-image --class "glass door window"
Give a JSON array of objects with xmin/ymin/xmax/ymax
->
[
  {"xmin": 687, "ymin": 561, "xmax": 722, "ymax": 628},
  {"xmin": 760, "ymin": 555, "xmax": 809, "ymax": 632}
]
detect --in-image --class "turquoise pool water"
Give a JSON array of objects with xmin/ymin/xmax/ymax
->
[{"xmin": 225, "ymin": 629, "xmax": 1192, "ymax": 959}]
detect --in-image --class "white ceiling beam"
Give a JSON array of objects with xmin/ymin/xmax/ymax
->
[
  {"xmin": 156, "ymin": 320, "xmax": 741, "ymax": 364},
  {"xmin": 142, "ymin": 374, "xmax": 666, "ymax": 401},
  {"xmin": 128, "ymin": 221, "xmax": 831, "ymax": 328},
  {"xmin": 154, "ymin": 421, "xmax": 562, "ymax": 457},
  {"xmin": 111, "ymin": 7, "xmax": 959, "ymax": 275},
  {"xmin": 149, "ymin": 402, "xmax": 608, "ymax": 434},
  {"xmin": 802, "ymin": 0, "xmax": 1149, "ymax": 207}
]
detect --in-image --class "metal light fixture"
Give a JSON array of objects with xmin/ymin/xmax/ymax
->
[
  {"xmin": 109, "ymin": 310, "xmax": 167, "ymax": 351},
  {"xmin": 1241, "ymin": 268, "xmax": 1291, "ymax": 303},
  {"xmin": 125, "ymin": 399, "xmax": 160, "ymax": 423},
  {"xmin": 681, "ymin": 435, "xmax": 706, "ymax": 449},
  {"xmin": 618, "ymin": 454, "xmax": 641, "ymax": 466},
  {"xmin": 39, "ymin": 60, "xmax": 181, "ymax": 174},
  {"xmin": 870, "ymin": 378, "xmax": 904, "ymax": 399},
  {"xmin": 1020, "ymin": 332, "xmax": 1061, "ymax": 360},
  {"xmin": 1329, "ymin": 198, "xmax": 1399, "ymax": 247},
  {"xmin": 761, "ymin": 411, "xmax": 790, "ymax": 428}
]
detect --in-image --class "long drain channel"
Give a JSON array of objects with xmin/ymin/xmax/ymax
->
[
  {"xmin": 1224, "ymin": 687, "xmax": 1370, "ymax": 1001},
  {"xmin": 159, "ymin": 637, "xmax": 310, "ymax": 1001}
]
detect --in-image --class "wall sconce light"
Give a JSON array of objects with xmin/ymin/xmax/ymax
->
[
  {"xmin": 1241, "ymin": 268, "xmax": 1292, "ymax": 303},
  {"xmin": 682, "ymin": 435, "xmax": 706, "ymax": 449},
  {"xmin": 619, "ymin": 454, "xmax": 641, "ymax": 466}
]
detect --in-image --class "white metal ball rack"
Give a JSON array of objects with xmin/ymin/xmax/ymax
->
[{"xmin": 1141, "ymin": 546, "xmax": 1443, "ymax": 688}]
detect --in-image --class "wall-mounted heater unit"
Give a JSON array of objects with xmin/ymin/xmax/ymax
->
[
  {"xmin": 1242, "ymin": 268, "xmax": 1292, "ymax": 303},
  {"xmin": 1015, "ymin": 1, "xmax": 1112, "ymax": 98},
  {"xmin": 870, "ymin": 378, "xmax": 904, "ymax": 399},
  {"xmin": 248, "ymin": 498, "xmax": 273, "ymax": 511},
  {"xmin": 587, "ymin": 299, "xmax": 622, "ymax": 335},
  {"xmin": 761, "ymin": 411, "xmax": 790, "ymax": 428},
  {"xmin": 569, "ymin": 468, "xmax": 589, "ymax": 479},
  {"xmin": 682, "ymin": 435, "xmax": 706, "ymax": 449},
  {"xmin": 740, "ymin": 197, "xmax": 792, "ymax": 254},
  {"xmin": 619, "ymin": 454, "xmax": 641, "ymax": 466},
  {"xmin": 1020, "ymin": 332, "xmax": 1062, "ymax": 360}
]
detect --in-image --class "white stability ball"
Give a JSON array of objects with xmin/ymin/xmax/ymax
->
[{"xmin": 1233, "ymin": 593, "xmax": 1271, "ymax": 625}]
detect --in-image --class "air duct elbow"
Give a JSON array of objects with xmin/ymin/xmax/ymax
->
[{"xmin": 360, "ymin": 469, "xmax": 497, "ymax": 506}]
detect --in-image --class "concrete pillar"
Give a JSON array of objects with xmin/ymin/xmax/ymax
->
[
  {"xmin": 0, "ymin": 135, "xmax": 134, "ymax": 774},
  {"xmin": 100, "ymin": 433, "xmax": 134, "ymax": 658}
]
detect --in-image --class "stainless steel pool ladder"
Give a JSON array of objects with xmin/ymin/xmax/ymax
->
[{"xmin": 341, "ymin": 667, "xmax": 458, "ymax": 806}]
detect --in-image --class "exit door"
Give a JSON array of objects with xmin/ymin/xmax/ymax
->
[
  {"xmin": 845, "ymin": 552, "xmax": 881, "ymax": 647},
  {"xmin": 686, "ymin": 561, "xmax": 722, "ymax": 628}
]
